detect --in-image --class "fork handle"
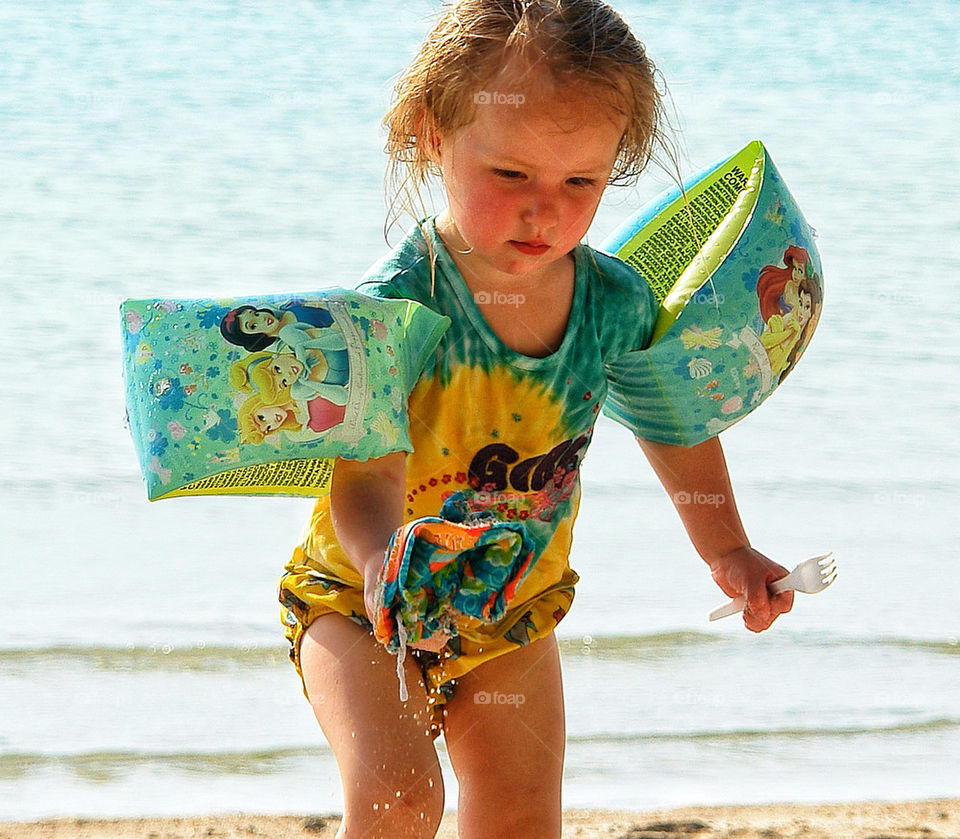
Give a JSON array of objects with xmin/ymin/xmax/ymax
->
[
  {"xmin": 768, "ymin": 577, "xmax": 794, "ymax": 595},
  {"xmin": 708, "ymin": 596, "xmax": 746, "ymax": 621},
  {"xmin": 708, "ymin": 577, "xmax": 796, "ymax": 621}
]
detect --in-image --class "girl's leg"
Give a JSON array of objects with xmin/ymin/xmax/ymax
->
[
  {"xmin": 299, "ymin": 614, "xmax": 445, "ymax": 839},
  {"xmin": 442, "ymin": 633, "xmax": 565, "ymax": 839}
]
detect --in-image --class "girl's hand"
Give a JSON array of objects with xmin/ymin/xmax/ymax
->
[
  {"xmin": 362, "ymin": 561, "xmax": 451, "ymax": 653},
  {"xmin": 708, "ymin": 546, "xmax": 794, "ymax": 633}
]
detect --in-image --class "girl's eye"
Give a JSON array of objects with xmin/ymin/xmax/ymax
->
[
  {"xmin": 567, "ymin": 177, "xmax": 596, "ymax": 188},
  {"xmin": 493, "ymin": 168, "xmax": 524, "ymax": 180}
]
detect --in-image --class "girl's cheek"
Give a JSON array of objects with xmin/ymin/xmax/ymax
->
[
  {"xmin": 456, "ymin": 184, "xmax": 514, "ymax": 232},
  {"xmin": 571, "ymin": 190, "xmax": 605, "ymax": 225},
  {"xmin": 466, "ymin": 177, "xmax": 510, "ymax": 209},
  {"xmin": 480, "ymin": 190, "xmax": 516, "ymax": 222}
]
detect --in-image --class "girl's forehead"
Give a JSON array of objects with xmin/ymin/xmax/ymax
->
[
  {"xmin": 462, "ymin": 60, "xmax": 626, "ymax": 168},
  {"xmin": 465, "ymin": 97, "xmax": 625, "ymax": 172}
]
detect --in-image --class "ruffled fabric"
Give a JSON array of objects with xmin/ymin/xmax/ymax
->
[{"xmin": 373, "ymin": 492, "xmax": 537, "ymax": 699}]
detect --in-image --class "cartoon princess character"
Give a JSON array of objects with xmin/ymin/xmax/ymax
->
[
  {"xmin": 229, "ymin": 351, "xmax": 277, "ymax": 393},
  {"xmin": 236, "ymin": 393, "xmax": 303, "ymax": 445},
  {"xmin": 779, "ymin": 271, "xmax": 821, "ymax": 381},
  {"xmin": 757, "ymin": 245, "xmax": 810, "ymax": 322},
  {"xmin": 229, "ymin": 351, "xmax": 347, "ymax": 436},
  {"xmin": 256, "ymin": 352, "xmax": 348, "ymax": 433},
  {"xmin": 219, "ymin": 303, "xmax": 335, "ymax": 352},
  {"xmin": 756, "ymin": 246, "xmax": 822, "ymax": 381},
  {"xmin": 221, "ymin": 304, "xmax": 350, "ymax": 394},
  {"xmin": 276, "ymin": 327, "xmax": 350, "ymax": 401}
]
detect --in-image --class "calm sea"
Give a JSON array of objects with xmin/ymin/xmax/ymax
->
[{"xmin": 1, "ymin": 0, "xmax": 958, "ymax": 821}]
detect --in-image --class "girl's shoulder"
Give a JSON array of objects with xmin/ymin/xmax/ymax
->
[
  {"xmin": 582, "ymin": 244, "xmax": 655, "ymax": 302},
  {"xmin": 356, "ymin": 224, "xmax": 434, "ymax": 306},
  {"xmin": 579, "ymin": 243, "xmax": 659, "ymax": 354}
]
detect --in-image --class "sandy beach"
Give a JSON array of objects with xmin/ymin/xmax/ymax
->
[{"xmin": 3, "ymin": 800, "xmax": 959, "ymax": 839}]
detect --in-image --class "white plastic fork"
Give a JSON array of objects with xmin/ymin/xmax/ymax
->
[{"xmin": 708, "ymin": 552, "xmax": 836, "ymax": 621}]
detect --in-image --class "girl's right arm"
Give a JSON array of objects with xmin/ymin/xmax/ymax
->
[
  {"xmin": 329, "ymin": 452, "xmax": 406, "ymax": 622},
  {"xmin": 330, "ymin": 452, "xmax": 450, "ymax": 652}
]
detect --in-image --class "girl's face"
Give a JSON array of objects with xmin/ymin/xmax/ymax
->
[
  {"xmin": 239, "ymin": 309, "xmax": 279, "ymax": 336},
  {"xmin": 270, "ymin": 354, "xmax": 303, "ymax": 389},
  {"xmin": 791, "ymin": 261, "xmax": 806, "ymax": 284},
  {"xmin": 253, "ymin": 405, "xmax": 290, "ymax": 434},
  {"xmin": 433, "ymin": 66, "xmax": 626, "ymax": 285}
]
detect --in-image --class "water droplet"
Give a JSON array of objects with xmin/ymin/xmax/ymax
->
[
  {"xmin": 395, "ymin": 790, "xmax": 402, "ymax": 797},
  {"xmin": 372, "ymin": 803, "xmax": 379, "ymax": 811},
  {"xmin": 428, "ymin": 778, "xmax": 434, "ymax": 788}
]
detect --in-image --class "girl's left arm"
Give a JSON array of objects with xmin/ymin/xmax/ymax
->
[{"xmin": 637, "ymin": 435, "xmax": 793, "ymax": 632}]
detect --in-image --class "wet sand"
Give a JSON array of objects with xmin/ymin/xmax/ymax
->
[{"xmin": 3, "ymin": 799, "xmax": 959, "ymax": 838}]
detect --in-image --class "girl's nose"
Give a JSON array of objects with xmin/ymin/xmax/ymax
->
[{"xmin": 521, "ymin": 193, "xmax": 559, "ymax": 230}]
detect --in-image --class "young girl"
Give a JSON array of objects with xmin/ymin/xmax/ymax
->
[{"xmin": 279, "ymin": 2, "xmax": 794, "ymax": 836}]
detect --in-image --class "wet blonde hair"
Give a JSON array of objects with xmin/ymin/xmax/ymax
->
[{"xmin": 384, "ymin": 0, "xmax": 669, "ymax": 231}]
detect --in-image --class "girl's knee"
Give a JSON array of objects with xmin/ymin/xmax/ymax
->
[{"xmin": 342, "ymin": 768, "xmax": 445, "ymax": 838}]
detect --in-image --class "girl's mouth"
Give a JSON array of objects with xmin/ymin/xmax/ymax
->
[{"xmin": 510, "ymin": 240, "xmax": 550, "ymax": 256}]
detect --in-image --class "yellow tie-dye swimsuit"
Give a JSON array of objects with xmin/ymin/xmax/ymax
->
[{"xmin": 279, "ymin": 219, "xmax": 656, "ymax": 732}]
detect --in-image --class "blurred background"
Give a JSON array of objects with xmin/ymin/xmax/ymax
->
[{"xmin": 1, "ymin": 0, "xmax": 958, "ymax": 820}]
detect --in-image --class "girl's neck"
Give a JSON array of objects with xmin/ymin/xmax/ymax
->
[{"xmin": 434, "ymin": 211, "xmax": 577, "ymax": 358}]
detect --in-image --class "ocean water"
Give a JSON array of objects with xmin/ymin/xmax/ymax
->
[{"xmin": 1, "ymin": 0, "xmax": 959, "ymax": 821}]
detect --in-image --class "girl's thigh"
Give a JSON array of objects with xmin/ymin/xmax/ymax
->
[
  {"xmin": 299, "ymin": 614, "xmax": 444, "ymax": 836},
  {"xmin": 442, "ymin": 633, "xmax": 565, "ymax": 839}
]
